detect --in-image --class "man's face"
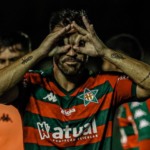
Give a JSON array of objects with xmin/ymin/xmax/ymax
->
[
  {"xmin": 53, "ymin": 27, "xmax": 87, "ymax": 75},
  {"xmin": 0, "ymin": 44, "xmax": 25, "ymax": 69}
]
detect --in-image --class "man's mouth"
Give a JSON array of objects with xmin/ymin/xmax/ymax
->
[
  {"xmin": 63, "ymin": 58, "xmax": 81, "ymax": 65},
  {"xmin": 65, "ymin": 62, "xmax": 79, "ymax": 65}
]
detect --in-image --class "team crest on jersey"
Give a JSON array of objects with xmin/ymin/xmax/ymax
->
[{"xmin": 77, "ymin": 88, "xmax": 99, "ymax": 106}]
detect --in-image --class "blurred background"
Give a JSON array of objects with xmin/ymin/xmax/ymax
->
[{"xmin": 1, "ymin": 0, "xmax": 149, "ymax": 62}]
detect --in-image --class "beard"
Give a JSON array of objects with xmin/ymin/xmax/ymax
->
[{"xmin": 54, "ymin": 55, "xmax": 86, "ymax": 76}]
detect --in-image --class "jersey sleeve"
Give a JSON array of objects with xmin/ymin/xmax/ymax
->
[
  {"xmin": 23, "ymin": 70, "xmax": 43, "ymax": 86},
  {"xmin": 117, "ymin": 103, "xmax": 139, "ymax": 149},
  {"xmin": 129, "ymin": 100, "xmax": 150, "ymax": 150},
  {"xmin": 113, "ymin": 75, "xmax": 137, "ymax": 105},
  {"xmin": 117, "ymin": 99, "xmax": 150, "ymax": 150}
]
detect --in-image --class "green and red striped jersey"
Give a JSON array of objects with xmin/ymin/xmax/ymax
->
[
  {"xmin": 23, "ymin": 68, "xmax": 136, "ymax": 150},
  {"xmin": 118, "ymin": 99, "xmax": 150, "ymax": 150}
]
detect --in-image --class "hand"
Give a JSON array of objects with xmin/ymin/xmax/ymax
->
[
  {"xmin": 38, "ymin": 25, "xmax": 71, "ymax": 56},
  {"xmin": 48, "ymin": 44, "xmax": 71, "ymax": 57},
  {"xmin": 72, "ymin": 16, "xmax": 107, "ymax": 57}
]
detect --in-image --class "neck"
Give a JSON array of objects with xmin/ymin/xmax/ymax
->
[{"xmin": 53, "ymin": 66, "xmax": 79, "ymax": 92}]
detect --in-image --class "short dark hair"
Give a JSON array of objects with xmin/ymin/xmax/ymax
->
[
  {"xmin": 0, "ymin": 31, "xmax": 32, "ymax": 52},
  {"xmin": 106, "ymin": 33, "xmax": 144, "ymax": 60},
  {"xmin": 49, "ymin": 9, "xmax": 88, "ymax": 32}
]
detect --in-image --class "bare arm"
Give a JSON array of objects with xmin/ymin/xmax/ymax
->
[
  {"xmin": 0, "ymin": 49, "xmax": 43, "ymax": 96},
  {"xmin": 72, "ymin": 17, "xmax": 150, "ymax": 99},
  {"xmin": 0, "ymin": 25, "xmax": 71, "ymax": 96},
  {"xmin": 103, "ymin": 49, "xmax": 150, "ymax": 98}
]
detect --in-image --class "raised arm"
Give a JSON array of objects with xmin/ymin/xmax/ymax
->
[
  {"xmin": 0, "ymin": 25, "xmax": 71, "ymax": 96},
  {"xmin": 72, "ymin": 16, "xmax": 150, "ymax": 99}
]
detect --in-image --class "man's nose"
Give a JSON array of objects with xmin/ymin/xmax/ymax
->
[
  {"xmin": 4, "ymin": 60, "xmax": 11, "ymax": 67},
  {"xmin": 66, "ymin": 46, "xmax": 77, "ymax": 56}
]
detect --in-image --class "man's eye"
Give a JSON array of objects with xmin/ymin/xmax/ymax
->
[
  {"xmin": 79, "ymin": 40, "xmax": 85, "ymax": 47},
  {"xmin": 0, "ymin": 59, "xmax": 6, "ymax": 64},
  {"xmin": 57, "ymin": 39, "xmax": 64, "ymax": 46},
  {"xmin": 10, "ymin": 57, "xmax": 19, "ymax": 62}
]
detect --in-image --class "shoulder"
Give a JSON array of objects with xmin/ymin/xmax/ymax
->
[
  {"xmin": 96, "ymin": 71, "xmax": 128, "ymax": 82},
  {"xmin": 25, "ymin": 67, "xmax": 53, "ymax": 78}
]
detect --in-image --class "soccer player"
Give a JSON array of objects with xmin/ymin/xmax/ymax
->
[{"xmin": 0, "ymin": 9, "xmax": 150, "ymax": 150}]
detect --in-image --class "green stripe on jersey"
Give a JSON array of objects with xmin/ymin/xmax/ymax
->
[
  {"xmin": 31, "ymin": 80, "xmax": 114, "ymax": 109},
  {"xmin": 118, "ymin": 106, "xmax": 127, "ymax": 118},
  {"xmin": 129, "ymin": 102, "xmax": 150, "ymax": 140},
  {"xmin": 24, "ymin": 107, "xmax": 114, "ymax": 130},
  {"xmin": 24, "ymin": 112, "xmax": 96, "ymax": 133},
  {"xmin": 25, "ymin": 137, "xmax": 111, "ymax": 150},
  {"xmin": 121, "ymin": 125, "xmax": 135, "ymax": 136}
]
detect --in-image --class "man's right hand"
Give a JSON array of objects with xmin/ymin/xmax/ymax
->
[{"xmin": 37, "ymin": 25, "xmax": 72, "ymax": 57}]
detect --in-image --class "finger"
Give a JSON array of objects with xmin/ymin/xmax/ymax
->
[
  {"xmin": 74, "ymin": 35, "xmax": 83, "ymax": 46},
  {"xmin": 82, "ymin": 16, "xmax": 96, "ymax": 34},
  {"xmin": 40, "ymin": 25, "xmax": 71, "ymax": 49},
  {"xmin": 48, "ymin": 45, "xmax": 71, "ymax": 56},
  {"xmin": 67, "ymin": 28, "xmax": 77, "ymax": 34},
  {"xmin": 72, "ymin": 46, "xmax": 87, "ymax": 54},
  {"xmin": 57, "ymin": 45, "xmax": 71, "ymax": 54},
  {"xmin": 74, "ymin": 35, "xmax": 90, "ymax": 50},
  {"xmin": 72, "ymin": 21, "xmax": 87, "ymax": 35},
  {"xmin": 82, "ymin": 16, "xmax": 91, "ymax": 32},
  {"xmin": 89, "ymin": 24, "xmax": 96, "ymax": 35},
  {"xmin": 53, "ymin": 24, "xmax": 71, "ymax": 40}
]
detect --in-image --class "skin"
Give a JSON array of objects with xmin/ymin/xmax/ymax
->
[
  {"xmin": 0, "ymin": 25, "xmax": 72, "ymax": 96},
  {"xmin": 0, "ymin": 17, "xmax": 150, "ymax": 101},
  {"xmin": 53, "ymin": 32, "xmax": 87, "ymax": 75},
  {"xmin": 71, "ymin": 16, "xmax": 150, "ymax": 98},
  {"xmin": 102, "ymin": 59, "xmax": 121, "ymax": 72},
  {"xmin": 0, "ymin": 44, "xmax": 27, "ymax": 104},
  {"xmin": 0, "ymin": 44, "xmax": 25, "ymax": 69},
  {"xmin": 52, "ymin": 28, "xmax": 88, "ymax": 91}
]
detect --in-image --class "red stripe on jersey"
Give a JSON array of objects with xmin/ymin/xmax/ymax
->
[
  {"xmin": 26, "ymin": 93, "xmax": 113, "ymax": 121},
  {"xmin": 48, "ymin": 82, "xmax": 66, "ymax": 96},
  {"xmin": 146, "ymin": 98, "xmax": 150, "ymax": 112},
  {"xmin": 118, "ymin": 118, "xmax": 129, "ymax": 127},
  {"xmin": 24, "ymin": 73, "xmax": 42, "ymax": 84},
  {"xmin": 71, "ymin": 75, "xmax": 119, "ymax": 96},
  {"xmin": 122, "ymin": 134, "xmax": 138, "ymax": 150},
  {"xmin": 139, "ymin": 139, "xmax": 150, "ymax": 150}
]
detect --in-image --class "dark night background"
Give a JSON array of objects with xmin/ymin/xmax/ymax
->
[{"xmin": 0, "ymin": 0, "xmax": 150, "ymax": 62}]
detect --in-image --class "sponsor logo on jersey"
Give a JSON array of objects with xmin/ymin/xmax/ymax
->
[
  {"xmin": 43, "ymin": 92, "xmax": 57, "ymax": 102},
  {"xmin": 37, "ymin": 121, "xmax": 50, "ymax": 140},
  {"xmin": 60, "ymin": 108, "xmax": 76, "ymax": 116},
  {"xmin": 77, "ymin": 88, "xmax": 99, "ymax": 106},
  {"xmin": 131, "ymin": 102, "xmax": 142, "ymax": 108},
  {"xmin": 134, "ymin": 109, "xmax": 147, "ymax": 119},
  {"xmin": 37, "ymin": 118, "xmax": 98, "ymax": 142},
  {"xmin": 139, "ymin": 119, "xmax": 150, "ymax": 129},
  {"xmin": 117, "ymin": 75, "xmax": 129, "ymax": 81},
  {"xmin": 0, "ymin": 113, "xmax": 12, "ymax": 122}
]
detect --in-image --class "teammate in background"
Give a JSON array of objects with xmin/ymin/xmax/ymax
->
[
  {"xmin": 0, "ymin": 31, "xmax": 31, "ymax": 150},
  {"xmin": 0, "ymin": 31, "xmax": 32, "ymax": 104},
  {"xmin": 102, "ymin": 33, "xmax": 150, "ymax": 150},
  {"xmin": 0, "ymin": 9, "xmax": 150, "ymax": 150}
]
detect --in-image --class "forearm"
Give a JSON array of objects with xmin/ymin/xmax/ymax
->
[
  {"xmin": 0, "ymin": 25, "xmax": 71, "ymax": 96},
  {"xmin": 102, "ymin": 48, "xmax": 150, "ymax": 89},
  {"xmin": 0, "ymin": 48, "xmax": 46, "ymax": 96}
]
